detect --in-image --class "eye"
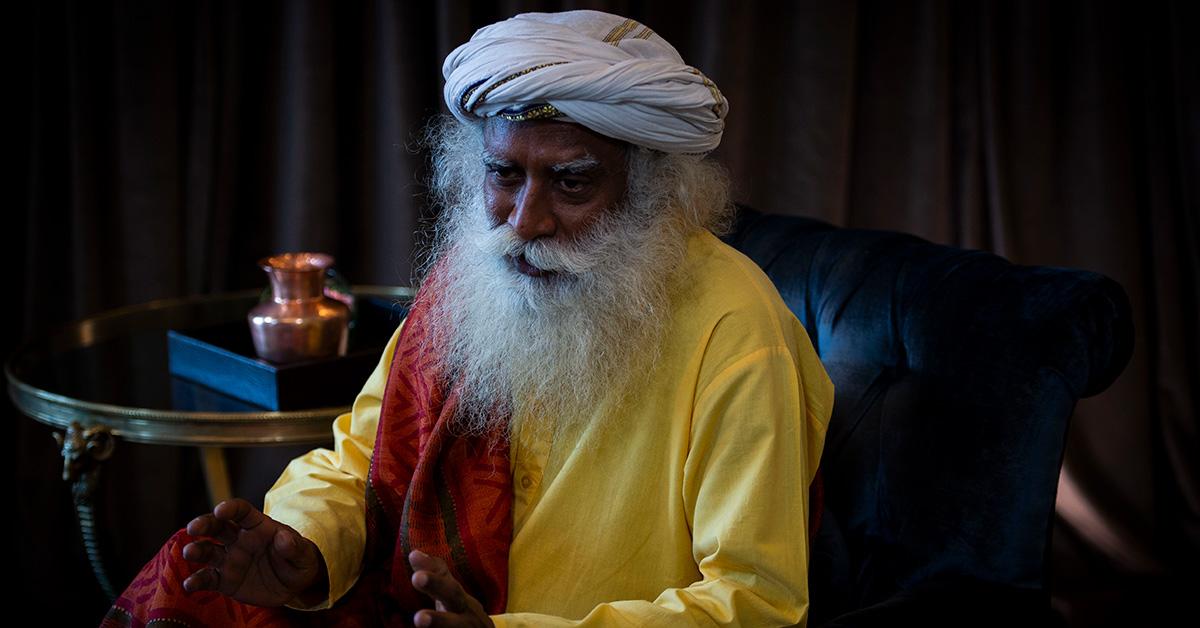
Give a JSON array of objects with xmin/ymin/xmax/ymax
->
[
  {"xmin": 558, "ymin": 178, "xmax": 587, "ymax": 193},
  {"xmin": 487, "ymin": 165, "xmax": 521, "ymax": 187}
]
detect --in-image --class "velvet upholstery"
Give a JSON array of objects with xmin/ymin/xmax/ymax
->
[{"xmin": 723, "ymin": 208, "xmax": 1134, "ymax": 626}]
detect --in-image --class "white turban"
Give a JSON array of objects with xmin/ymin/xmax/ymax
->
[{"xmin": 442, "ymin": 10, "xmax": 728, "ymax": 154}]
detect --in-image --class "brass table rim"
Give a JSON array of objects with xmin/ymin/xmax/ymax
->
[{"xmin": 7, "ymin": 285, "xmax": 413, "ymax": 446}]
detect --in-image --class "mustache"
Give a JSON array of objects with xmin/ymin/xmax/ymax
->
[{"xmin": 471, "ymin": 222, "xmax": 613, "ymax": 276}]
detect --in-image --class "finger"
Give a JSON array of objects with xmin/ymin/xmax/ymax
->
[
  {"xmin": 186, "ymin": 514, "xmax": 239, "ymax": 545},
  {"xmin": 408, "ymin": 549, "xmax": 449, "ymax": 575},
  {"xmin": 413, "ymin": 609, "xmax": 475, "ymax": 628},
  {"xmin": 213, "ymin": 498, "xmax": 267, "ymax": 531},
  {"xmin": 181, "ymin": 539, "xmax": 226, "ymax": 566},
  {"xmin": 182, "ymin": 566, "xmax": 220, "ymax": 594},
  {"xmin": 410, "ymin": 551, "xmax": 468, "ymax": 613},
  {"xmin": 186, "ymin": 514, "xmax": 213, "ymax": 536}
]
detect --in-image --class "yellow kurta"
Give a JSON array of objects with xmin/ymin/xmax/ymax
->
[{"xmin": 264, "ymin": 230, "xmax": 834, "ymax": 626}]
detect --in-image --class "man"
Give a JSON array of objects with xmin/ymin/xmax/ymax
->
[{"xmin": 104, "ymin": 10, "xmax": 833, "ymax": 627}]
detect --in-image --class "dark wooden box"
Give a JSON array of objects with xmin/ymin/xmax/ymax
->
[{"xmin": 167, "ymin": 296, "xmax": 408, "ymax": 411}]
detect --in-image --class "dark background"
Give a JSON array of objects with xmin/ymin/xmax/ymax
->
[{"xmin": 14, "ymin": 1, "xmax": 1197, "ymax": 625}]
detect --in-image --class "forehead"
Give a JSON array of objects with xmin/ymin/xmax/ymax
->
[{"xmin": 482, "ymin": 119, "xmax": 628, "ymax": 165}]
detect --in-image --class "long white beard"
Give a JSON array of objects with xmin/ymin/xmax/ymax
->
[{"xmin": 424, "ymin": 193, "xmax": 694, "ymax": 442}]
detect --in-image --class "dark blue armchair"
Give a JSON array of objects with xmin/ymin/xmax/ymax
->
[{"xmin": 724, "ymin": 208, "xmax": 1134, "ymax": 627}]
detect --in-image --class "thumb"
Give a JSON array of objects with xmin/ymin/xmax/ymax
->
[{"xmin": 273, "ymin": 528, "xmax": 307, "ymax": 564}]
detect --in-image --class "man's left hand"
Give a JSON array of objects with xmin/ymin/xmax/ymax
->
[{"xmin": 409, "ymin": 550, "xmax": 496, "ymax": 628}]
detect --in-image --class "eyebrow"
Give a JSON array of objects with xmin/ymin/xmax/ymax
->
[
  {"xmin": 481, "ymin": 154, "xmax": 514, "ymax": 170},
  {"xmin": 550, "ymin": 156, "xmax": 601, "ymax": 175}
]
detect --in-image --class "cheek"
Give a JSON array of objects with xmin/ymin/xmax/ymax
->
[
  {"xmin": 557, "ymin": 203, "xmax": 605, "ymax": 239},
  {"xmin": 599, "ymin": 177, "xmax": 627, "ymax": 213},
  {"xmin": 483, "ymin": 186, "xmax": 510, "ymax": 224}
]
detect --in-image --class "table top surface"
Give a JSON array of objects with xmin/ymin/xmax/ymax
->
[{"xmin": 7, "ymin": 286, "xmax": 413, "ymax": 446}]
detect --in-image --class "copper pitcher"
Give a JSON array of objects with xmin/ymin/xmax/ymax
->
[{"xmin": 248, "ymin": 253, "xmax": 349, "ymax": 363}]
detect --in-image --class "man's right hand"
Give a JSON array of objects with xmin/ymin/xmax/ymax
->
[{"xmin": 181, "ymin": 498, "xmax": 329, "ymax": 608}]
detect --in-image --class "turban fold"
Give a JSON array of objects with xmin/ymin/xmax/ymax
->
[{"xmin": 442, "ymin": 10, "xmax": 728, "ymax": 153}]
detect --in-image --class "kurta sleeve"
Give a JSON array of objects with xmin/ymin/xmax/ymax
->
[
  {"xmin": 262, "ymin": 321, "xmax": 405, "ymax": 611},
  {"xmin": 492, "ymin": 334, "xmax": 834, "ymax": 627}
]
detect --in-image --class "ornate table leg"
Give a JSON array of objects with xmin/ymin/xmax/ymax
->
[{"xmin": 54, "ymin": 421, "xmax": 117, "ymax": 600}]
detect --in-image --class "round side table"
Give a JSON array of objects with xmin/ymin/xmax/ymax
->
[{"xmin": 7, "ymin": 285, "xmax": 412, "ymax": 599}]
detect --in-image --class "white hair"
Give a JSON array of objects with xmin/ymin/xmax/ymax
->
[{"xmin": 418, "ymin": 115, "xmax": 732, "ymax": 441}]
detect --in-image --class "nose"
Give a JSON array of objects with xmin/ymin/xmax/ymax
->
[{"xmin": 508, "ymin": 180, "xmax": 556, "ymax": 241}]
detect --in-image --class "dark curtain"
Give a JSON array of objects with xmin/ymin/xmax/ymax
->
[{"xmin": 15, "ymin": 1, "xmax": 1196, "ymax": 625}]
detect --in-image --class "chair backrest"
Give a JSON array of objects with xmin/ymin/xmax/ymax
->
[{"xmin": 723, "ymin": 207, "xmax": 1133, "ymax": 618}]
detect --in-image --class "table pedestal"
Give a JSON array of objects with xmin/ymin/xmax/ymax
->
[{"xmin": 54, "ymin": 420, "xmax": 117, "ymax": 599}]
